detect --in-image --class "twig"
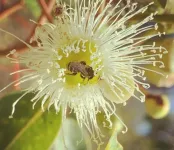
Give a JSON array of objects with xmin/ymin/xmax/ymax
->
[
  {"xmin": 2, "ymin": 0, "xmax": 8, "ymax": 5},
  {"xmin": 12, "ymin": 15, "xmax": 31, "ymax": 29},
  {"xmin": 26, "ymin": 0, "xmax": 56, "ymax": 41},
  {"xmin": 0, "ymin": 0, "xmax": 24, "ymax": 21},
  {"xmin": 0, "ymin": 43, "xmax": 35, "ymax": 56},
  {"xmin": 96, "ymin": 0, "xmax": 109, "ymax": 17},
  {"xmin": 0, "ymin": 0, "xmax": 56, "ymax": 56},
  {"xmin": 38, "ymin": 0, "xmax": 53, "ymax": 23}
]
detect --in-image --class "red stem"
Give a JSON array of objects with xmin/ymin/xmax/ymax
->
[
  {"xmin": 38, "ymin": 0, "xmax": 53, "ymax": 23},
  {"xmin": 0, "ymin": 0, "xmax": 56, "ymax": 56},
  {"xmin": 0, "ymin": 0, "xmax": 24, "ymax": 21}
]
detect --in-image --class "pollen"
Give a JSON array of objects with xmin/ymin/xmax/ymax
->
[{"xmin": 56, "ymin": 39, "xmax": 103, "ymax": 87}]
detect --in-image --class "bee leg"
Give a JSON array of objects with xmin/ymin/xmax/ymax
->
[
  {"xmin": 80, "ymin": 61, "xmax": 86, "ymax": 65},
  {"xmin": 80, "ymin": 74, "xmax": 85, "ymax": 79},
  {"xmin": 80, "ymin": 74, "xmax": 89, "ymax": 85},
  {"xmin": 66, "ymin": 72, "xmax": 77, "ymax": 76}
]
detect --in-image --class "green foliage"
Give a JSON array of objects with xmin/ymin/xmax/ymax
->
[
  {"xmin": 0, "ymin": 92, "xmax": 62, "ymax": 150},
  {"xmin": 105, "ymin": 132, "xmax": 123, "ymax": 150},
  {"xmin": 25, "ymin": 0, "xmax": 41, "ymax": 18},
  {"xmin": 55, "ymin": 118, "xmax": 90, "ymax": 150}
]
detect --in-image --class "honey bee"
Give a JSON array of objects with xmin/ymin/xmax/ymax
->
[{"xmin": 67, "ymin": 61, "xmax": 94, "ymax": 80}]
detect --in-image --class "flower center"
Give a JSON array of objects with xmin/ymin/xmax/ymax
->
[{"xmin": 57, "ymin": 39, "xmax": 103, "ymax": 87}]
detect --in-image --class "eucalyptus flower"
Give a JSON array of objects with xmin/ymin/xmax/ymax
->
[{"xmin": 0, "ymin": 0, "xmax": 167, "ymax": 145}]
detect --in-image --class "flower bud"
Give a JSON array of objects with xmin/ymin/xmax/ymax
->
[{"xmin": 145, "ymin": 95, "xmax": 170, "ymax": 119}]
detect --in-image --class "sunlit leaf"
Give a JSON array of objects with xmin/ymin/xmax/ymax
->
[
  {"xmin": 0, "ymin": 92, "xmax": 62, "ymax": 150},
  {"xmin": 52, "ymin": 118, "xmax": 91, "ymax": 150},
  {"xmin": 95, "ymin": 111, "xmax": 124, "ymax": 150},
  {"xmin": 105, "ymin": 132, "xmax": 123, "ymax": 150},
  {"xmin": 25, "ymin": 0, "xmax": 41, "ymax": 18}
]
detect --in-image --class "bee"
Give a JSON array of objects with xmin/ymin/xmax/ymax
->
[{"xmin": 67, "ymin": 61, "xmax": 94, "ymax": 80}]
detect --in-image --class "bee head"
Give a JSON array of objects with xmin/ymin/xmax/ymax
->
[
  {"xmin": 86, "ymin": 67, "xmax": 94, "ymax": 79},
  {"xmin": 80, "ymin": 61, "xmax": 86, "ymax": 65}
]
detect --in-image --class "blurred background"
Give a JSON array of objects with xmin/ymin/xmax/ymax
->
[{"xmin": 0, "ymin": 0, "xmax": 174, "ymax": 150}]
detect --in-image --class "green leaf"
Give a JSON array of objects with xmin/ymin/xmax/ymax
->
[
  {"xmin": 53, "ymin": 118, "xmax": 91, "ymax": 150},
  {"xmin": 25, "ymin": 0, "xmax": 41, "ymax": 18},
  {"xmin": 96, "ymin": 111, "xmax": 124, "ymax": 150},
  {"xmin": 105, "ymin": 132, "xmax": 123, "ymax": 150},
  {"xmin": 0, "ymin": 92, "xmax": 62, "ymax": 150}
]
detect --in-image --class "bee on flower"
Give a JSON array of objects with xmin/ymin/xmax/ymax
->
[{"xmin": 0, "ymin": 0, "xmax": 167, "ymax": 146}]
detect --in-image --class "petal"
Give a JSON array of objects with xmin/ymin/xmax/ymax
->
[{"xmin": 99, "ymin": 76, "xmax": 135, "ymax": 104}]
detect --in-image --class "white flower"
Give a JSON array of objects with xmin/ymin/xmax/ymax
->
[{"xmin": 0, "ymin": 0, "xmax": 167, "ymax": 144}]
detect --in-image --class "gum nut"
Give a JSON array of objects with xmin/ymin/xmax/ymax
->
[{"xmin": 145, "ymin": 95, "xmax": 170, "ymax": 119}]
